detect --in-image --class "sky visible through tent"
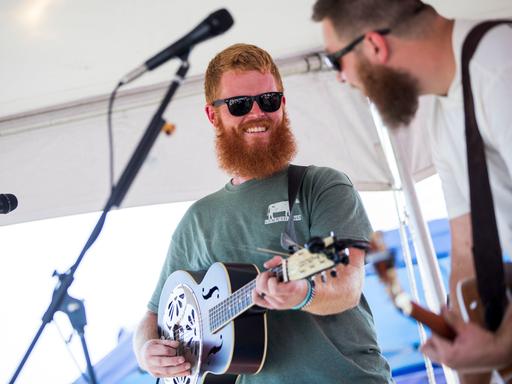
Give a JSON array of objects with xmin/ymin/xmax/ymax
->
[{"xmin": 0, "ymin": 176, "xmax": 447, "ymax": 384}]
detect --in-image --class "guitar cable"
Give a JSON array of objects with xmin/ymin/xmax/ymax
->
[
  {"xmin": 52, "ymin": 319, "xmax": 92, "ymax": 383},
  {"xmin": 107, "ymin": 82, "xmax": 121, "ymax": 193}
]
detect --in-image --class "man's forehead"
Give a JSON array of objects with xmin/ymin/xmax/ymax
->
[
  {"xmin": 322, "ymin": 18, "xmax": 348, "ymax": 50},
  {"xmin": 218, "ymin": 70, "xmax": 277, "ymax": 95}
]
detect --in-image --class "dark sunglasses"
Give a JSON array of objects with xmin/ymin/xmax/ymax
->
[
  {"xmin": 323, "ymin": 28, "xmax": 391, "ymax": 72},
  {"xmin": 212, "ymin": 92, "xmax": 283, "ymax": 116}
]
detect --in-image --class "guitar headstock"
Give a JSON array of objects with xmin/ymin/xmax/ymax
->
[
  {"xmin": 366, "ymin": 231, "xmax": 406, "ymax": 305},
  {"xmin": 284, "ymin": 248, "xmax": 336, "ymax": 281},
  {"xmin": 366, "ymin": 232, "xmax": 396, "ymax": 283},
  {"xmin": 282, "ymin": 236, "xmax": 369, "ymax": 282}
]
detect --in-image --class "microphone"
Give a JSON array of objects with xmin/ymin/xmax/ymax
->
[
  {"xmin": 0, "ymin": 194, "xmax": 18, "ymax": 214},
  {"xmin": 119, "ymin": 8, "xmax": 234, "ymax": 86}
]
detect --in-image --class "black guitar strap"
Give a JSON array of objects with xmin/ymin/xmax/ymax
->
[
  {"xmin": 280, "ymin": 164, "xmax": 308, "ymax": 252},
  {"xmin": 461, "ymin": 20, "xmax": 511, "ymax": 331}
]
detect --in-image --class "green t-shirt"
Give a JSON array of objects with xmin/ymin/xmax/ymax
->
[{"xmin": 149, "ymin": 165, "xmax": 392, "ymax": 383}]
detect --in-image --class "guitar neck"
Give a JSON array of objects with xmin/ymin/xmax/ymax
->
[
  {"xmin": 209, "ymin": 265, "xmax": 284, "ymax": 334},
  {"xmin": 395, "ymin": 292, "xmax": 456, "ymax": 340},
  {"xmin": 368, "ymin": 233, "xmax": 457, "ymax": 341}
]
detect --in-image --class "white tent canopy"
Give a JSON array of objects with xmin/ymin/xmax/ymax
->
[
  {"xmin": 1, "ymin": 0, "xmax": 511, "ymax": 227},
  {"xmin": 1, "ymin": 2, "xmax": 512, "ymax": 384}
]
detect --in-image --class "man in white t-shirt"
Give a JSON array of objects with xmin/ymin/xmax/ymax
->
[{"xmin": 312, "ymin": 0, "xmax": 512, "ymax": 376}]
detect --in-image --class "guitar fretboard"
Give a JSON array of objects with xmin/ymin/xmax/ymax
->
[{"xmin": 208, "ymin": 265, "xmax": 283, "ymax": 333}]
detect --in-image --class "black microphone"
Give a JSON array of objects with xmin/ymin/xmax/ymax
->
[
  {"xmin": 0, "ymin": 194, "xmax": 18, "ymax": 214},
  {"xmin": 119, "ymin": 8, "xmax": 234, "ymax": 85}
]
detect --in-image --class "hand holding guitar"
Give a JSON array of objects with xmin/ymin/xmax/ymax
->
[
  {"xmin": 252, "ymin": 256, "xmax": 310, "ymax": 310},
  {"xmin": 421, "ymin": 305, "xmax": 512, "ymax": 374},
  {"xmin": 139, "ymin": 338, "xmax": 191, "ymax": 378}
]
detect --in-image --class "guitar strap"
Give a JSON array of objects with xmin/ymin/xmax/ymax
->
[
  {"xmin": 280, "ymin": 164, "xmax": 308, "ymax": 252},
  {"xmin": 461, "ymin": 20, "xmax": 511, "ymax": 331}
]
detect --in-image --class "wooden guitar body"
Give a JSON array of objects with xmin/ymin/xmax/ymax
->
[{"xmin": 157, "ymin": 263, "xmax": 267, "ymax": 384}]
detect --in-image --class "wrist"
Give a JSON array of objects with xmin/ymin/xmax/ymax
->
[{"xmin": 292, "ymin": 280, "xmax": 315, "ymax": 310}]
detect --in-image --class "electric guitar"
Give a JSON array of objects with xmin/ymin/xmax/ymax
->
[
  {"xmin": 368, "ymin": 231, "xmax": 512, "ymax": 383},
  {"xmin": 157, "ymin": 236, "xmax": 368, "ymax": 384}
]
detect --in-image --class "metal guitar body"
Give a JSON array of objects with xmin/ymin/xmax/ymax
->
[{"xmin": 158, "ymin": 263, "xmax": 267, "ymax": 384}]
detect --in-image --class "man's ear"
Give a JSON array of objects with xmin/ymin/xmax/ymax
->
[
  {"xmin": 363, "ymin": 31, "xmax": 390, "ymax": 64},
  {"xmin": 205, "ymin": 104, "xmax": 216, "ymax": 124}
]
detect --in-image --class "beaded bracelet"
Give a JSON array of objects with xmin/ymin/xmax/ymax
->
[
  {"xmin": 292, "ymin": 280, "xmax": 314, "ymax": 310},
  {"xmin": 301, "ymin": 281, "xmax": 316, "ymax": 311}
]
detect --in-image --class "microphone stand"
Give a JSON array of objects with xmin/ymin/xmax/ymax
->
[{"xmin": 9, "ymin": 51, "xmax": 191, "ymax": 384}]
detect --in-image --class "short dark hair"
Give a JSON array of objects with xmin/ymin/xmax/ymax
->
[{"xmin": 312, "ymin": 0, "xmax": 436, "ymax": 40}]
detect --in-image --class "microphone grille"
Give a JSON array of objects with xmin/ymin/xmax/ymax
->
[
  {"xmin": 208, "ymin": 9, "xmax": 234, "ymax": 35},
  {"xmin": 0, "ymin": 193, "xmax": 18, "ymax": 214}
]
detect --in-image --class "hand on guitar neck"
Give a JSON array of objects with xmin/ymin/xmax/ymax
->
[
  {"xmin": 420, "ymin": 305, "xmax": 512, "ymax": 375},
  {"xmin": 252, "ymin": 255, "xmax": 310, "ymax": 311}
]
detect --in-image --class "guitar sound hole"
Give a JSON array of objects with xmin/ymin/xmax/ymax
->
[{"xmin": 162, "ymin": 285, "xmax": 202, "ymax": 384}]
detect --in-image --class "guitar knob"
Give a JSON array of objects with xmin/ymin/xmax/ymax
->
[
  {"xmin": 330, "ymin": 269, "xmax": 338, "ymax": 278},
  {"xmin": 321, "ymin": 271, "xmax": 327, "ymax": 283},
  {"xmin": 340, "ymin": 252, "xmax": 350, "ymax": 265},
  {"xmin": 306, "ymin": 236, "xmax": 326, "ymax": 253}
]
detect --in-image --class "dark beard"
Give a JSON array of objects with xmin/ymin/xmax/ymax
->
[
  {"xmin": 215, "ymin": 111, "xmax": 297, "ymax": 180},
  {"xmin": 357, "ymin": 57, "xmax": 419, "ymax": 128}
]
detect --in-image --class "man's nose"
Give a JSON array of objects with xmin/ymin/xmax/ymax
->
[
  {"xmin": 337, "ymin": 70, "xmax": 347, "ymax": 83},
  {"xmin": 246, "ymin": 100, "xmax": 265, "ymax": 118}
]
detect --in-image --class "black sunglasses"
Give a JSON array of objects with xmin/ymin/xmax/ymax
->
[
  {"xmin": 323, "ymin": 28, "xmax": 391, "ymax": 72},
  {"xmin": 212, "ymin": 92, "xmax": 283, "ymax": 117}
]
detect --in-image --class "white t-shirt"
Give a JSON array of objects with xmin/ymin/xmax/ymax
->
[{"xmin": 428, "ymin": 19, "xmax": 512, "ymax": 257}]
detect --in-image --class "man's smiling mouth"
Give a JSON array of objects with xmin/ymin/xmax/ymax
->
[{"xmin": 244, "ymin": 126, "xmax": 268, "ymax": 134}]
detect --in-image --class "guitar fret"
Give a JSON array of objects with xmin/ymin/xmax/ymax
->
[
  {"xmin": 208, "ymin": 266, "xmax": 285, "ymax": 333},
  {"xmin": 210, "ymin": 281, "xmax": 251, "ymax": 332}
]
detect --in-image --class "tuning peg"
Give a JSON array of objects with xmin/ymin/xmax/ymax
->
[
  {"xmin": 336, "ymin": 250, "xmax": 349, "ymax": 265},
  {"xmin": 306, "ymin": 236, "xmax": 325, "ymax": 253}
]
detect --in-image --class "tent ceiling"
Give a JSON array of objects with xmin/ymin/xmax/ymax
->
[
  {"xmin": 0, "ymin": 0, "xmax": 325, "ymax": 116},
  {"xmin": 3, "ymin": 0, "xmax": 510, "ymax": 117}
]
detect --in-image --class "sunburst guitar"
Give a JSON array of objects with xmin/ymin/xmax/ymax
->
[
  {"xmin": 157, "ymin": 236, "xmax": 369, "ymax": 384},
  {"xmin": 368, "ymin": 231, "xmax": 512, "ymax": 383}
]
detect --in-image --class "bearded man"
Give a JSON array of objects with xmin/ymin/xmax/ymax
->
[
  {"xmin": 132, "ymin": 43, "xmax": 392, "ymax": 383},
  {"xmin": 312, "ymin": 0, "xmax": 512, "ymax": 378}
]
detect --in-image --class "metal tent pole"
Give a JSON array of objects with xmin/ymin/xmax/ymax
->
[{"xmin": 370, "ymin": 105, "xmax": 459, "ymax": 384}]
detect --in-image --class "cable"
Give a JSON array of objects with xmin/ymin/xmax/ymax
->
[
  {"xmin": 53, "ymin": 320, "xmax": 91, "ymax": 383},
  {"xmin": 107, "ymin": 83, "xmax": 122, "ymax": 192}
]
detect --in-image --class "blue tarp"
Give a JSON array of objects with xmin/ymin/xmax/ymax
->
[{"xmin": 75, "ymin": 219, "xmax": 452, "ymax": 384}]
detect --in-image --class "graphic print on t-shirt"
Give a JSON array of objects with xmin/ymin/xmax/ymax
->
[{"xmin": 264, "ymin": 199, "xmax": 302, "ymax": 225}]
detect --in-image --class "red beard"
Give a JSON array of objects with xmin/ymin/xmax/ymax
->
[{"xmin": 215, "ymin": 111, "xmax": 297, "ymax": 180}]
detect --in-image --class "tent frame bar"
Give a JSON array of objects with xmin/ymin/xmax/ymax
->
[{"xmin": 0, "ymin": 50, "xmax": 324, "ymax": 136}]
